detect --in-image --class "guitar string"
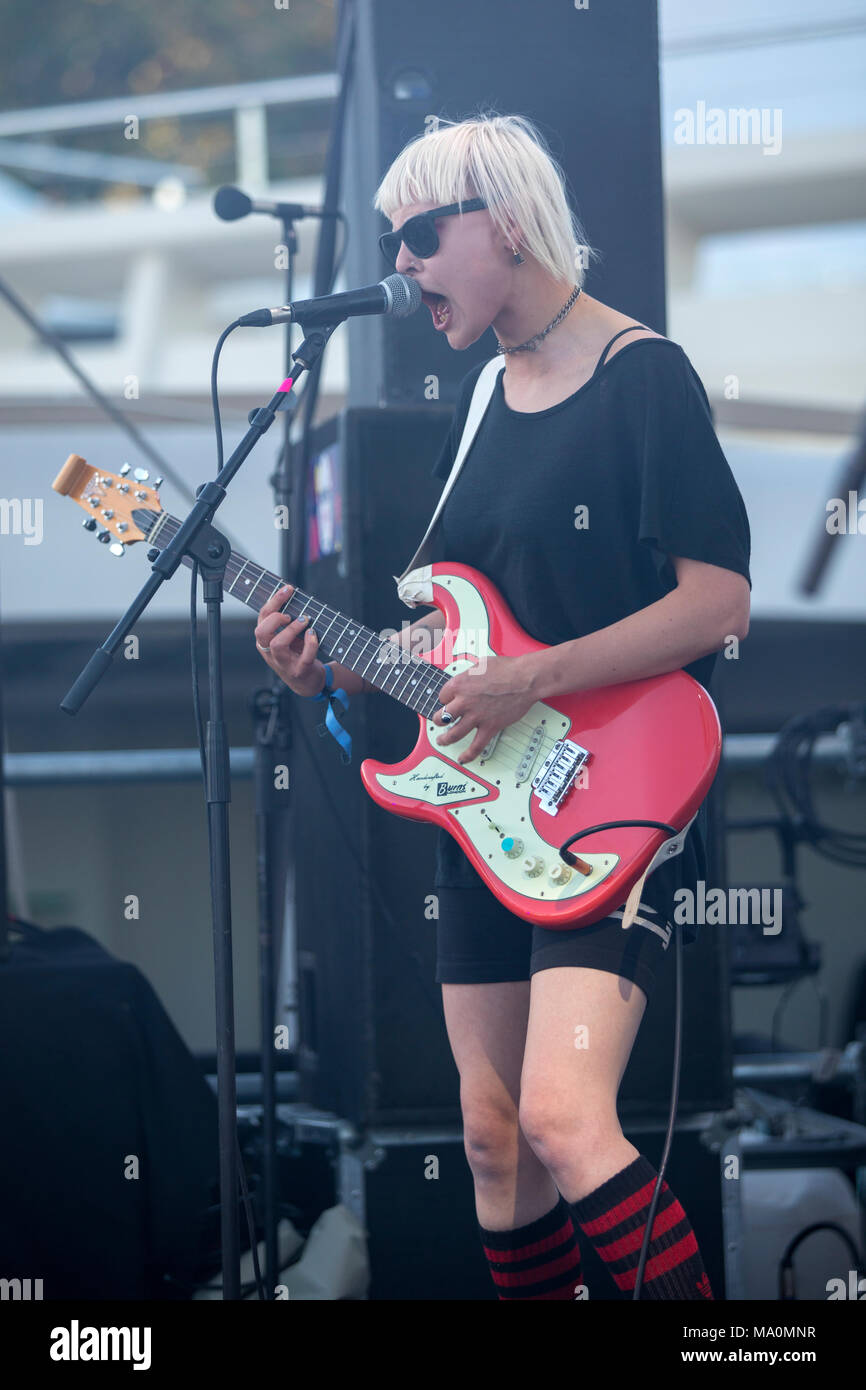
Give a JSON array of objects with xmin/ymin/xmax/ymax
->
[
  {"xmin": 151, "ymin": 511, "xmax": 567, "ymax": 772},
  {"xmin": 274, "ymin": 580, "xmax": 566, "ymax": 772},
  {"xmin": 152, "ymin": 510, "xmax": 561, "ymax": 771},
  {"xmin": 167, "ymin": 514, "xmax": 569, "ymax": 772},
  {"xmin": 252, "ymin": 564, "xmax": 556, "ymax": 769},
  {"xmin": 255, "ymin": 568, "xmax": 564, "ymax": 769}
]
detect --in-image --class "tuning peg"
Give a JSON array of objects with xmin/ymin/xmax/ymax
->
[
  {"xmin": 82, "ymin": 517, "xmax": 97, "ymax": 532},
  {"xmin": 153, "ymin": 477, "xmax": 163, "ymax": 488},
  {"xmin": 133, "ymin": 467, "xmax": 149, "ymax": 482},
  {"xmin": 97, "ymin": 529, "xmax": 111, "ymax": 544},
  {"xmin": 119, "ymin": 463, "xmax": 131, "ymax": 476},
  {"xmin": 109, "ymin": 542, "xmax": 125, "ymax": 557}
]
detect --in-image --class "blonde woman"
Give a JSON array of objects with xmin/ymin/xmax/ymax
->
[{"xmin": 255, "ymin": 113, "xmax": 751, "ymax": 1301}]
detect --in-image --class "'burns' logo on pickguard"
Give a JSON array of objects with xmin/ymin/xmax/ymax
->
[
  {"xmin": 407, "ymin": 770, "xmax": 468, "ymax": 795},
  {"xmin": 377, "ymin": 757, "xmax": 488, "ymax": 806}
]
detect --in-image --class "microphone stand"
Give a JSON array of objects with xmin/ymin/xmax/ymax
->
[
  {"xmin": 252, "ymin": 210, "xmax": 301, "ymax": 1298},
  {"xmin": 60, "ymin": 322, "xmax": 338, "ymax": 1300}
]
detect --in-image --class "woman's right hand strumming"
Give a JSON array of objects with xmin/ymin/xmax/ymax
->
[{"xmin": 254, "ymin": 584, "xmax": 326, "ymax": 697}]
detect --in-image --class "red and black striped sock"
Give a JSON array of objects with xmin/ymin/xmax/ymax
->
[
  {"xmin": 479, "ymin": 1194, "xmax": 583, "ymax": 1300},
  {"xmin": 570, "ymin": 1154, "xmax": 714, "ymax": 1300}
]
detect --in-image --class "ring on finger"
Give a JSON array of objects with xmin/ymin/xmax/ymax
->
[{"xmin": 256, "ymin": 641, "xmax": 271, "ymax": 654}]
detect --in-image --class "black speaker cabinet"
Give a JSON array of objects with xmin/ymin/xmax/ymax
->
[
  {"xmin": 290, "ymin": 409, "xmax": 733, "ymax": 1129},
  {"xmin": 349, "ymin": 1117, "xmax": 730, "ymax": 1300},
  {"xmin": 342, "ymin": 0, "xmax": 666, "ymax": 407}
]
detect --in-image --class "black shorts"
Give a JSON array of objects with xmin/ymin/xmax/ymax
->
[{"xmin": 435, "ymin": 885, "xmax": 673, "ymax": 1001}]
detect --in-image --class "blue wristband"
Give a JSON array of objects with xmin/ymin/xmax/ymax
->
[{"xmin": 307, "ymin": 663, "xmax": 351, "ymax": 763}]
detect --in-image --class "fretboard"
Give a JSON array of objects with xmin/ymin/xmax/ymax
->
[{"xmin": 138, "ymin": 509, "xmax": 449, "ymax": 718}]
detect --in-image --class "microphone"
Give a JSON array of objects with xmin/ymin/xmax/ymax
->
[
  {"xmin": 238, "ymin": 273, "xmax": 421, "ymax": 328},
  {"xmin": 213, "ymin": 185, "xmax": 339, "ymax": 222}
]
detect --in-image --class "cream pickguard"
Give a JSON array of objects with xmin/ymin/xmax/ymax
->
[{"xmin": 372, "ymin": 573, "xmax": 619, "ymax": 908}]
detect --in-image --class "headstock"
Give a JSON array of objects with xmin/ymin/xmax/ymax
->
[{"xmin": 52, "ymin": 455, "xmax": 164, "ymax": 555}]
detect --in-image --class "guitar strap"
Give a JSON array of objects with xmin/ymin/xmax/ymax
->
[
  {"xmin": 393, "ymin": 356, "xmax": 505, "ymax": 608},
  {"xmin": 390, "ymin": 357, "xmax": 697, "ymax": 927},
  {"xmin": 620, "ymin": 813, "xmax": 698, "ymax": 929}
]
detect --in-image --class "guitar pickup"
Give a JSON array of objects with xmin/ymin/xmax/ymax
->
[
  {"xmin": 532, "ymin": 738, "xmax": 590, "ymax": 816},
  {"xmin": 515, "ymin": 724, "xmax": 546, "ymax": 784},
  {"xmin": 479, "ymin": 731, "xmax": 501, "ymax": 762}
]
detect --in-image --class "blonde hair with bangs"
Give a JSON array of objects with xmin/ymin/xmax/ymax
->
[{"xmin": 372, "ymin": 112, "xmax": 596, "ymax": 286}]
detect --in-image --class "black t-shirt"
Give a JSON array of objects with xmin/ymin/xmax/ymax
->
[{"xmin": 423, "ymin": 337, "xmax": 752, "ymax": 942}]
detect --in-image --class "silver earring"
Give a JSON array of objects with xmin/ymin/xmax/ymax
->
[{"xmin": 511, "ymin": 245, "xmax": 525, "ymax": 265}]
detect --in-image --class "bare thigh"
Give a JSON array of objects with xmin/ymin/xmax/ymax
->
[
  {"xmin": 441, "ymin": 980, "xmax": 530, "ymax": 1110},
  {"xmin": 521, "ymin": 966, "xmax": 647, "ymax": 1127}
]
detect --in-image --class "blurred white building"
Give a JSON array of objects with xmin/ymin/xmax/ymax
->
[
  {"xmin": 1, "ymin": 1, "xmax": 864, "ymax": 1058},
  {"xmin": 1, "ymin": 0, "xmax": 864, "ymax": 628}
]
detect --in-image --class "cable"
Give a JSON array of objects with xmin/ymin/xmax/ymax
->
[
  {"xmin": 556, "ymin": 814, "xmax": 685, "ymax": 1298},
  {"xmin": 559, "ymin": 819, "xmax": 677, "ymax": 866},
  {"xmin": 634, "ymin": 919, "xmax": 684, "ymax": 1300},
  {"xmin": 764, "ymin": 705, "xmax": 866, "ymax": 870},
  {"xmin": 779, "ymin": 1222, "xmax": 864, "ymax": 1300},
  {"xmin": 210, "ymin": 319, "xmax": 243, "ymax": 475},
  {"xmin": 770, "ymin": 973, "xmax": 830, "ymax": 1053},
  {"xmin": 237, "ymin": 1130, "xmax": 266, "ymax": 1301}
]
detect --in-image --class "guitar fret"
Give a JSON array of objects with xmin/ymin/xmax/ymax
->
[
  {"xmin": 354, "ymin": 631, "xmax": 384, "ymax": 681},
  {"xmin": 408, "ymin": 665, "xmax": 431, "ymax": 704},
  {"xmin": 415, "ymin": 682, "xmax": 440, "ymax": 717},
  {"xmin": 330, "ymin": 622, "xmax": 355, "ymax": 659},
  {"xmin": 148, "ymin": 509, "xmax": 452, "ymax": 718},
  {"xmin": 317, "ymin": 609, "xmax": 343, "ymax": 644},
  {"xmin": 227, "ymin": 559, "xmax": 249, "ymax": 594},
  {"xmin": 408, "ymin": 677, "xmax": 433, "ymax": 712},
  {"xmin": 245, "ymin": 569, "xmax": 273, "ymax": 608},
  {"xmin": 387, "ymin": 655, "xmax": 420, "ymax": 703}
]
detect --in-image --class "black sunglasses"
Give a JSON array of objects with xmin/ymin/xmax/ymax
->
[{"xmin": 378, "ymin": 198, "xmax": 488, "ymax": 267}]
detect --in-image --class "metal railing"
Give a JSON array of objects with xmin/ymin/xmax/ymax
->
[
  {"xmin": 3, "ymin": 733, "xmax": 848, "ymax": 788},
  {"xmin": 0, "ymin": 73, "xmax": 339, "ymax": 191}
]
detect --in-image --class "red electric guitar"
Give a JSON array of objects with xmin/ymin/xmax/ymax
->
[{"xmin": 53, "ymin": 455, "xmax": 721, "ymax": 930}]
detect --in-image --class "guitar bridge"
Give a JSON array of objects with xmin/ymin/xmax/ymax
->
[{"xmin": 532, "ymin": 738, "xmax": 590, "ymax": 815}]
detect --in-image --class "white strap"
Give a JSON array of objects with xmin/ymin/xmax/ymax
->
[
  {"xmin": 393, "ymin": 357, "xmax": 505, "ymax": 608},
  {"xmin": 620, "ymin": 813, "xmax": 698, "ymax": 929}
]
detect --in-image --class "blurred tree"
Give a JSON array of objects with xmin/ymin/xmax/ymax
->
[
  {"xmin": 1, "ymin": 0, "xmax": 336, "ymax": 108},
  {"xmin": 0, "ymin": 0, "xmax": 338, "ymax": 197}
]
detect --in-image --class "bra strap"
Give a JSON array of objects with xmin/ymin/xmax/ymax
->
[{"xmin": 593, "ymin": 324, "xmax": 651, "ymax": 375}]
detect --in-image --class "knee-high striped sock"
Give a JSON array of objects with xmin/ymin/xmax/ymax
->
[
  {"xmin": 479, "ymin": 1194, "xmax": 583, "ymax": 1300},
  {"xmin": 570, "ymin": 1154, "xmax": 714, "ymax": 1300}
]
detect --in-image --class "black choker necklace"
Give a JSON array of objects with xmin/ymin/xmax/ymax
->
[{"xmin": 495, "ymin": 285, "xmax": 582, "ymax": 355}]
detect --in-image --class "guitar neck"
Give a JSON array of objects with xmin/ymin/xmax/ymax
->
[{"xmin": 145, "ymin": 510, "xmax": 447, "ymax": 717}]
